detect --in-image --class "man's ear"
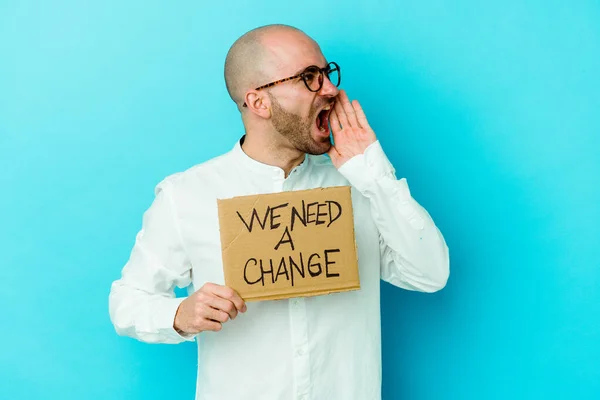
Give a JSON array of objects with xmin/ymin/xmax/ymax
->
[{"xmin": 244, "ymin": 91, "xmax": 271, "ymax": 119}]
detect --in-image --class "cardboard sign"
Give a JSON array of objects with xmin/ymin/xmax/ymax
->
[{"xmin": 217, "ymin": 186, "xmax": 360, "ymax": 301}]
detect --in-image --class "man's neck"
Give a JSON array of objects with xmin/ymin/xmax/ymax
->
[{"xmin": 241, "ymin": 132, "xmax": 306, "ymax": 178}]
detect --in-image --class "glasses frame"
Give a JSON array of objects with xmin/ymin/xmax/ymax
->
[{"xmin": 242, "ymin": 61, "xmax": 340, "ymax": 107}]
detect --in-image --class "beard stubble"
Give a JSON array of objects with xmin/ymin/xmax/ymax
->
[{"xmin": 269, "ymin": 93, "xmax": 332, "ymax": 155}]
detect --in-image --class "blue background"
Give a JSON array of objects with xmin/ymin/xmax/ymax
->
[{"xmin": 1, "ymin": 1, "xmax": 599, "ymax": 399}]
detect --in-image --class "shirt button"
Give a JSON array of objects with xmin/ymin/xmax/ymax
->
[{"xmin": 296, "ymin": 348, "xmax": 304, "ymax": 356}]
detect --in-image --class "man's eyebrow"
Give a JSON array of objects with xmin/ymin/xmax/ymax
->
[
  {"xmin": 292, "ymin": 66, "xmax": 307, "ymax": 76},
  {"xmin": 291, "ymin": 61, "xmax": 328, "ymax": 76}
]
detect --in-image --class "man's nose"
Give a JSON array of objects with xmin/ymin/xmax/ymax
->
[{"xmin": 319, "ymin": 76, "xmax": 339, "ymax": 97}]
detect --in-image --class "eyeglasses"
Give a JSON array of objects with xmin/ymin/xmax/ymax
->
[{"xmin": 242, "ymin": 61, "xmax": 341, "ymax": 107}]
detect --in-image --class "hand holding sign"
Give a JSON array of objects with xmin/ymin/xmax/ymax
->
[
  {"xmin": 174, "ymin": 283, "xmax": 247, "ymax": 334},
  {"xmin": 328, "ymin": 90, "xmax": 377, "ymax": 168}
]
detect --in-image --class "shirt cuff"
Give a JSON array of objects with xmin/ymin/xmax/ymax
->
[
  {"xmin": 337, "ymin": 141, "xmax": 399, "ymax": 195},
  {"xmin": 155, "ymin": 297, "xmax": 197, "ymax": 343}
]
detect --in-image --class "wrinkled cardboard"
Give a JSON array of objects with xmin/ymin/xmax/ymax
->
[{"xmin": 217, "ymin": 186, "xmax": 360, "ymax": 301}]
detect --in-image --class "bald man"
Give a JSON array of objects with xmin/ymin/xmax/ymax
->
[{"xmin": 109, "ymin": 24, "xmax": 449, "ymax": 400}]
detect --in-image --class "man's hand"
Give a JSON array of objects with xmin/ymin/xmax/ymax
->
[
  {"xmin": 328, "ymin": 90, "xmax": 377, "ymax": 169},
  {"xmin": 173, "ymin": 283, "xmax": 247, "ymax": 335}
]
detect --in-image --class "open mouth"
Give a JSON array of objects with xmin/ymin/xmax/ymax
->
[{"xmin": 315, "ymin": 103, "xmax": 333, "ymax": 133}]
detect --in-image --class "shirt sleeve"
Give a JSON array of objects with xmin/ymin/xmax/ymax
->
[
  {"xmin": 337, "ymin": 141, "xmax": 450, "ymax": 292},
  {"xmin": 108, "ymin": 178, "xmax": 197, "ymax": 344}
]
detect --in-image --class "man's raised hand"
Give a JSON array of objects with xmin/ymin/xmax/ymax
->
[{"xmin": 328, "ymin": 90, "xmax": 377, "ymax": 168}]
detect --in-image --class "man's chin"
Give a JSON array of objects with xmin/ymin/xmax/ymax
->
[{"xmin": 305, "ymin": 136, "xmax": 332, "ymax": 155}]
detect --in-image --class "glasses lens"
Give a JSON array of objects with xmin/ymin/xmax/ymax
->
[
  {"xmin": 302, "ymin": 66, "xmax": 322, "ymax": 92},
  {"xmin": 325, "ymin": 63, "xmax": 340, "ymax": 87}
]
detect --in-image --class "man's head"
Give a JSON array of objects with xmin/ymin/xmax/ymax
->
[{"xmin": 224, "ymin": 25, "xmax": 340, "ymax": 155}]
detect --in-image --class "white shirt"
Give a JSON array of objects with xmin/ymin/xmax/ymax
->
[{"xmin": 109, "ymin": 138, "xmax": 449, "ymax": 400}]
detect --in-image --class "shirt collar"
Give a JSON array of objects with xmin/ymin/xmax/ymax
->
[{"xmin": 231, "ymin": 136, "xmax": 310, "ymax": 178}]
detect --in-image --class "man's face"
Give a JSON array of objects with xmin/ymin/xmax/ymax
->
[
  {"xmin": 262, "ymin": 34, "xmax": 340, "ymax": 155},
  {"xmin": 268, "ymin": 86, "xmax": 335, "ymax": 155}
]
